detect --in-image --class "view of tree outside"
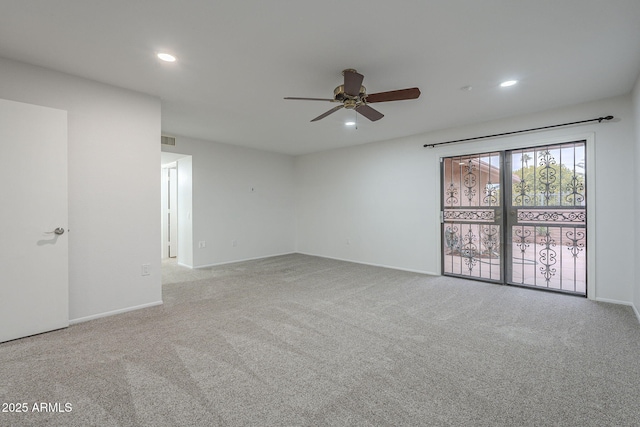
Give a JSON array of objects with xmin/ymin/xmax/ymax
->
[{"xmin": 511, "ymin": 144, "xmax": 585, "ymax": 207}]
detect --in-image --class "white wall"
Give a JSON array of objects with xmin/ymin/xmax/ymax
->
[
  {"xmin": 296, "ymin": 94, "xmax": 636, "ymax": 304},
  {"xmin": 296, "ymin": 138, "xmax": 435, "ymax": 273},
  {"xmin": 162, "ymin": 136, "xmax": 295, "ymax": 267},
  {"xmin": 0, "ymin": 57, "xmax": 162, "ymax": 322}
]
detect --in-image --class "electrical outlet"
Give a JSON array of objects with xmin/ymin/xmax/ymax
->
[
  {"xmin": 198, "ymin": 241, "xmax": 206, "ymax": 248},
  {"xmin": 141, "ymin": 264, "xmax": 150, "ymax": 276}
]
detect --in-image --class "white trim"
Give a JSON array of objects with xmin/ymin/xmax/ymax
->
[
  {"xmin": 592, "ymin": 299, "xmax": 640, "ymax": 325},
  {"xmin": 434, "ymin": 157, "xmax": 443, "ymax": 274},
  {"xmin": 585, "ymin": 133, "xmax": 596, "ymax": 300},
  {"xmin": 194, "ymin": 252, "xmax": 296, "ymax": 269},
  {"xmin": 69, "ymin": 301, "xmax": 163, "ymax": 325},
  {"xmin": 434, "ymin": 132, "xmax": 595, "ymax": 298},
  {"xmin": 297, "ymin": 252, "xmax": 437, "ymax": 276},
  {"xmin": 633, "ymin": 303, "xmax": 640, "ymax": 324},
  {"xmin": 595, "ymin": 297, "xmax": 634, "ymax": 306}
]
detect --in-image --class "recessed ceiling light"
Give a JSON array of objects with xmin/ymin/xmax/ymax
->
[
  {"xmin": 157, "ymin": 53, "xmax": 176, "ymax": 62},
  {"xmin": 345, "ymin": 121, "xmax": 356, "ymax": 126},
  {"xmin": 500, "ymin": 80, "xmax": 518, "ymax": 87}
]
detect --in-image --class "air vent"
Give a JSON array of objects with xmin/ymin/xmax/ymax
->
[{"xmin": 161, "ymin": 135, "xmax": 176, "ymax": 146}]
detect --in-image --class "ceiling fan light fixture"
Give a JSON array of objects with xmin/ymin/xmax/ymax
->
[
  {"xmin": 500, "ymin": 80, "xmax": 518, "ymax": 88},
  {"xmin": 345, "ymin": 121, "xmax": 356, "ymax": 126},
  {"xmin": 344, "ymin": 99, "xmax": 358, "ymax": 109},
  {"xmin": 157, "ymin": 52, "xmax": 177, "ymax": 62}
]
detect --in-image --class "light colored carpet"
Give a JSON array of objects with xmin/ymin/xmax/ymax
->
[{"xmin": 1, "ymin": 254, "xmax": 639, "ymax": 426}]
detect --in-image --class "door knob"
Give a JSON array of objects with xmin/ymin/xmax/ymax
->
[{"xmin": 46, "ymin": 227, "xmax": 65, "ymax": 235}]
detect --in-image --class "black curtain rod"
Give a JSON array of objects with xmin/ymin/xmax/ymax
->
[{"xmin": 423, "ymin": 115, "xmax": 614, "ymax": 148}]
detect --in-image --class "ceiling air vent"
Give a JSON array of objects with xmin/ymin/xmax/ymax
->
[{"xmin": 161, "ymin": 135, "xmax": 176, "ymax": 146}]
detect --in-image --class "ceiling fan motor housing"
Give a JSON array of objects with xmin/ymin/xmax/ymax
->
[{"xmin": 333, "ymin": 84, "xmax": 367, "ymax": 107}]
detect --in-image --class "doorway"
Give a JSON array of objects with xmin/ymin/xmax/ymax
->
[
  {"xmin": 441, "ymin": 140, "xmax": 587, "ymax": 296},
  {"xmin": 161, "ymin": 165, "xmax": 178, "ymax": 258},
  {"xmin": 161, "ymin": 152, "xmax": 193, "ymax": 267}
]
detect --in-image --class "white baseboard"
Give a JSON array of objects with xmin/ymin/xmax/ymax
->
[
  {"xmin": 595, "ymin": 297, "xmax": 640, "ymax": 324},
  {"xmin": 594, "ymin": 297, "xmax": 634, "ymax": 306},
  {"xmin": 297, "ymin": 252, "xmax": 437, "ymax": 276},
  {"xmin": 194, "ymin": 252, "xmax": 296, "ymax": 269},
  {"xmin": 69, "ymin": 300, "xmax": 163, "ymax": 325}
]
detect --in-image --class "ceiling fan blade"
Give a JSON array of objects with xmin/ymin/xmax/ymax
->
[
  {"xmin": 284, "ymin": 97, "xmax": 335, "ymax": 102},
  {"xmin": 311, "ymin": 105, "xmax": 344, "ymax": 122},
  {"xmin": 365, "ymin": 87, "xmax": 421, "ymax": 103},
  {"xmin": 355, "ymin": 104, "xmax": 384, "ymax": 121},
  {"xmin": 343, "ymin": 69, "xmax": 364, "ymax": 97}
]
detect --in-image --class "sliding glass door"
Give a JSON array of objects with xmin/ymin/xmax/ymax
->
[
  {"xmin": 441, "ymin": 152, "xmax": 503, "ymax": 282},
  {"xmin": 441, "ymin": 140, "xmax": 587, "ymax": 296},
  {"xmin": 505, "ymin": 142, "xmax": 587, "ymax": 294}
]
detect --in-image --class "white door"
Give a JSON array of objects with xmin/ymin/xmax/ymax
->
[
  {"xmin": 161, "ymin": 166, "xmax": 178, "ymax": 258},
  {"xmin": 168, "ymin": 167, "xmax": 178, "ymax": 257},
  {"xmin": 0, "ymin": 98, "xmax": 69, "ymax": 343}
]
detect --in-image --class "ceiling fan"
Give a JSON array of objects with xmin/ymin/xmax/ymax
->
[{"xmin": 284, "ymin": 69, "xmax": 421, "ymax": 122}]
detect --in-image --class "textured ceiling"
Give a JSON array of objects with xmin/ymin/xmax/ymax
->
[{"xmin": 1, "ymin": 0, "xmax": 639, "ymax": 155}]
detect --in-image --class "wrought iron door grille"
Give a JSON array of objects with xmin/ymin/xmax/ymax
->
[
  {"xmin": 441, "ymin": 152, "xmax": 502, "ymax": 282},
  {"xmin": 506, "ymin": 142, "xmax": 586, "ymax": 295},
  {"xmin": 441, "ymin": 141, "xmax": 587, "ymax": 296}
]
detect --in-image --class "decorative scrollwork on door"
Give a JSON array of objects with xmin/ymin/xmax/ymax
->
[
  {"xmin": 538, "ymin": 231, "xmax": 557, "ymax": 284},
  {"xmin": 483, "ymin": 182, "xmax": 499, "ymax": 206},
  {"xmin": 514, "ymin": 227, "xmax": 531, "ymax": 254},
  {"xmin": 538, "ymin": 150, "xmax": 558, "ymax": 205},
  {"xmin": 565, "ymin": 174, "xmax": 585, "ymax": 205},
  {"xmin": 444, "ymin": 225, "xmax": 459, "ymax": 253},
  {"xmin": 481, "ymin": 225, "xmax": 500, "ymax": 257},
  {"xmin": 463, "ymin": 160, "xmax": 477, "ymax": 204},
  {"xmin": 445, "ymin": 182, "xmax": 459, "ymax": 206},
  {"xmin": 460, "ymin": 227, "xmax": 478, "ymax": 273},
  {"xmin": 513, "ymin": 179, "xmax": 531, "ymax": 206},
  {"xmin": 517, "ymin": 210, "xmax": 585, "ymax": 224},
  {"xmin": 444, "ymin": 209, "xmax": 495, "ymax": 222},
  {"xmin": 565, "ymin": 229, "xmax": 585, "ymax": 258}
]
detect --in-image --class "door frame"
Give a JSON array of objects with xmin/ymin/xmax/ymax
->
[
  {"xmin": 504, "ymin": 142, "xmax": 588, "ymax": 295},
  {"xmin": 434, "ymin": 132, "xmax": 596, "ymax": 299},
  {"xmin": 161, "ymin": 164, "xmax": 178, "ymax": 259},
  {"xmin": 440, "ymin": 151, "xmax": 505, "ymax": 283}
]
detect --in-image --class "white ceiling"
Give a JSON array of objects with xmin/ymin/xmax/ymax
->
[{"xmin": 1, "ymin": 1, "xmax": 639, "ymax": 155}]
